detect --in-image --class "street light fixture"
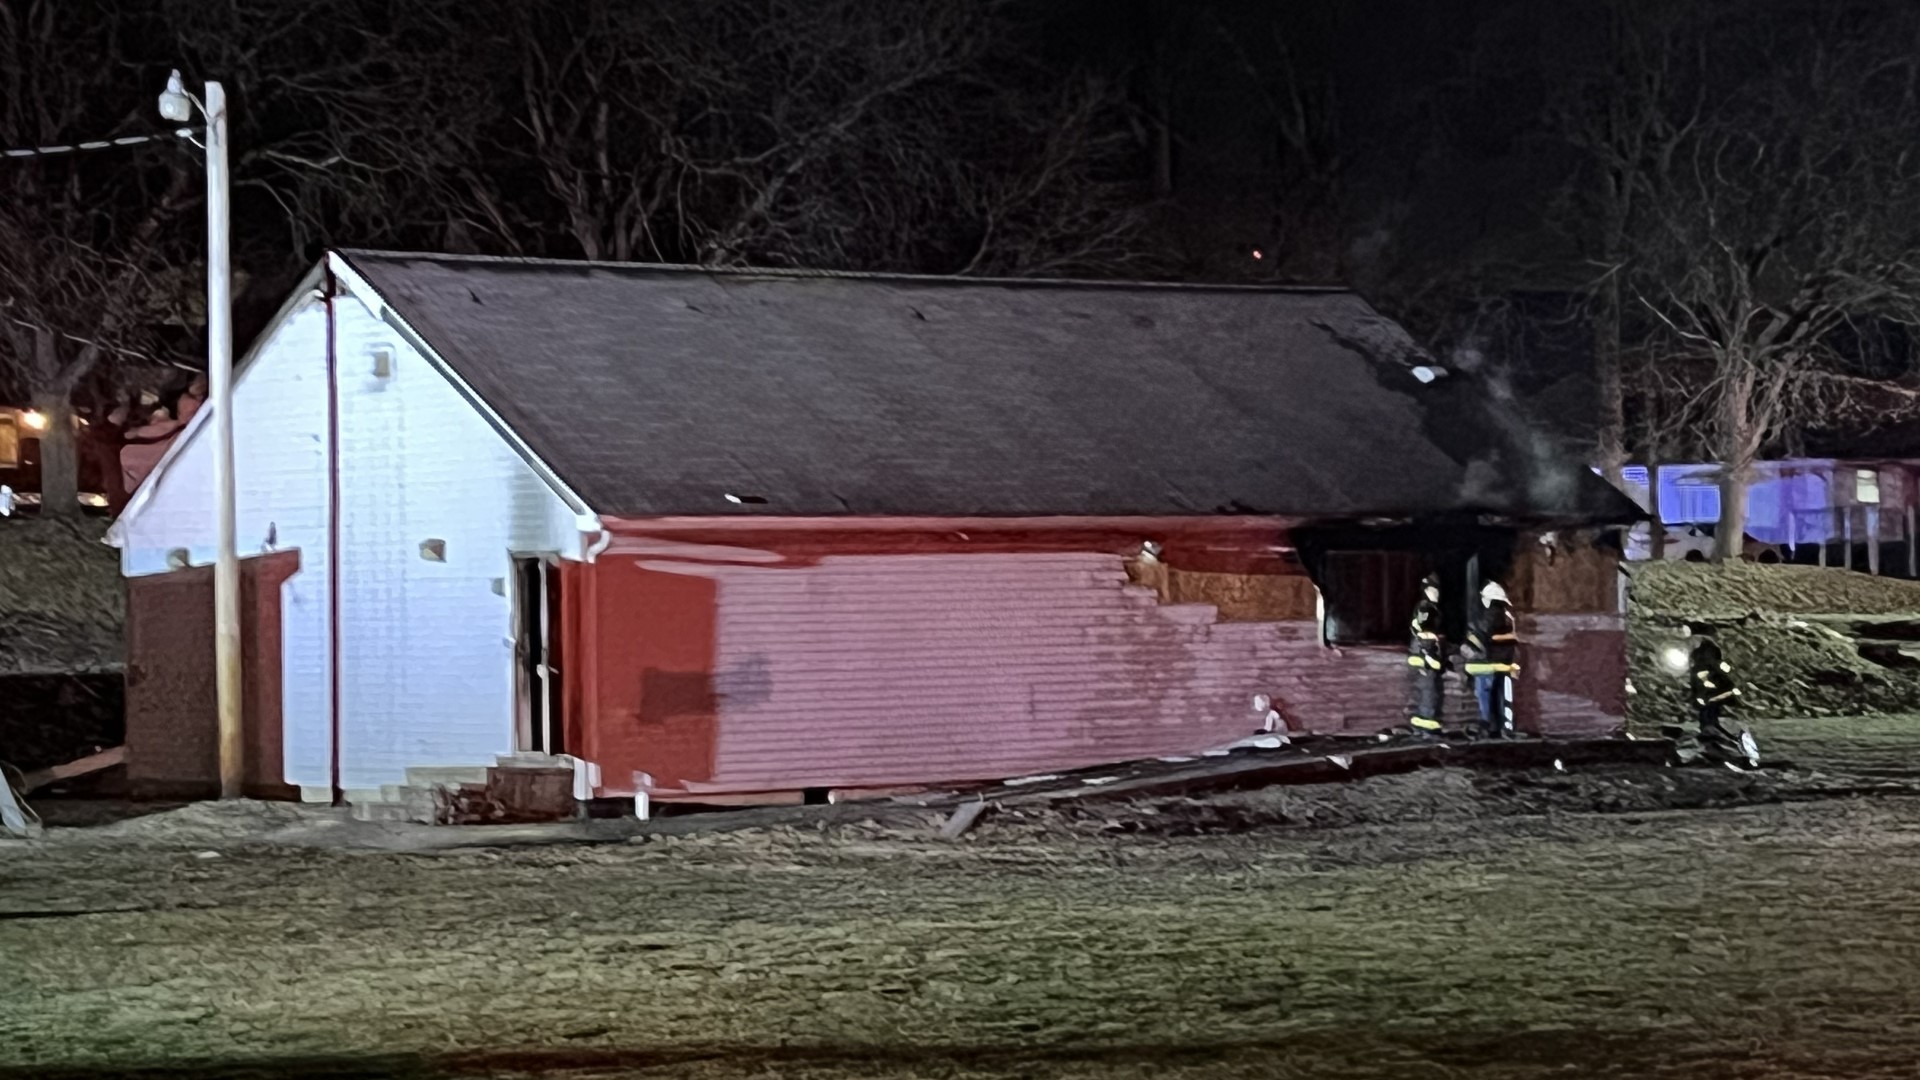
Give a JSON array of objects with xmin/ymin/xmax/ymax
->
[
  {"xmin": 159, "ymin": 69, "xmax": 242, "ymax": 800},
  {"xmin": 158, "ymin": 72, "xmax": 194, "ymax": 124}
]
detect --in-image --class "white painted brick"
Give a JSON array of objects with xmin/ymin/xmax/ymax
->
[{"xmin": 115, "ymin": 286, "xmax": 580, "ymax": 791}]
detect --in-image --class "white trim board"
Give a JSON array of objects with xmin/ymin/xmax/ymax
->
[
  {"xmin": 109, "ymin": 253, "xmax": 603, "ymax": 548},
  {"xmin": 328, "ymin": 252, "xmax": 597, "ymax": 526}
]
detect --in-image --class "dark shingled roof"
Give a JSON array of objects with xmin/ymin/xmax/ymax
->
[{"xmin": 339, "ymin": 251, "xmax": 1637, "ymax": 522}]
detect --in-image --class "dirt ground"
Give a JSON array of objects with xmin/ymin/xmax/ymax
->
[
  {"xmin": 4, "ymin": 717, "xmax": 1920, "ymax": 1080},
  {"xmin": 1628, "ymin": 562, "xmax": 1920, "ymax": 724}
]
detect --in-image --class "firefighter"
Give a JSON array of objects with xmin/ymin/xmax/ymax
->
[
  {"xmin": 1688, "ymin": 630, "xmax": 1741, "ymax": 734},
  {"xmin": 1464, "ymin": 580, "xmax": 1521, "ymax": 738},
  {"xmin": 1407, "ymin": 572, "xmax": 1446, "ymax": 736}
]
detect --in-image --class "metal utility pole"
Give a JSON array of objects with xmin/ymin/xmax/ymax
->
[{"xmin": 163, "ymin": 72, "xmax": 241, "ymax": 798}]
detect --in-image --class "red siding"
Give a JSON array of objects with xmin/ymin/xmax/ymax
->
[
  {"xmin": 576, "ymin": 535, "xmax": 1626, "ymax": 797},
  {"xmin": 1515, "ymin": 613, "xmax": 1629, "ymax": 737}
]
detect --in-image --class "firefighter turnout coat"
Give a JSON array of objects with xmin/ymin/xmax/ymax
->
[
  {"xmin": 1690, "ymin": 642, "xmax": 1741, "ymax": 711},
  {"xmin": 1465, "ymin": 599, "xmax": 1520, "ymax": 677},
  {"xmin": 1407, "ymin": 596, "xmax": 1446, "ymax": 730}
]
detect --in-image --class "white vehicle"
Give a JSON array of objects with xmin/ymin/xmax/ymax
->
[{"xmin": 1626, "ymin": 523, "xmax": 1783, "ymax": 563}]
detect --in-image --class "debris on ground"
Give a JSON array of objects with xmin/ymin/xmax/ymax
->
[
  {"xmin": 0, "ymin": 763, "xmax": 41, "ymax": 839},
  {"xmin": 973, "ymin": 764, "xmax": 1790, "ymax": 842},
  {"xmin": 40, "ymin": 799, "xmax": 321, "ymax": 847},
  {"xmin": 11, "ymin": 777, "xmax": 1920, "ymax": 1078},
  {"xmin": 937, "ymin": 799, "xmax": 989, "ymax": 839},
  {"xmin": 19, "ymin": 745, "xmax": 126, "ymax": 794}
]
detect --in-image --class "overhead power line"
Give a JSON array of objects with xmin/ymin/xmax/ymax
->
[{"xmin": 1, "ymin": 128, "xmax": 201, "ymax": 161}]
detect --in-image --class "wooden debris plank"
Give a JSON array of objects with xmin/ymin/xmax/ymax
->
[
  {"xmin": 937, "ymin": 800, "xmax": 989, "ymax": 840},
  {"xmin": 20, "ymin": 745, "xmax": 127, "ymax": 794},
  {"xmin": 1013, "ymin": 737, "xmax": 1673, "ymax": 805}
]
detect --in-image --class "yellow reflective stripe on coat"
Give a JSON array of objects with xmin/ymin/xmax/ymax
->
[
  {"xmin": 1463, "ymin": 662, "xmax": 1518, "ymax": 675},
  {"xmin": 1407, "ymin": 655, "xmax": 1442, "ymax": 669}
]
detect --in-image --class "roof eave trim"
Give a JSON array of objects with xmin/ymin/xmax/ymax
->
[
  {"xmin": 328, "ymin": 251, "xmax": 598, "ymax": 526},
  {"xmin": 107, "ymin": 260, "xmax": 330, "ymax": 548},
  {"xmin": 333, "ymin": 247, "xmax": 1353, "ymax": 296}
]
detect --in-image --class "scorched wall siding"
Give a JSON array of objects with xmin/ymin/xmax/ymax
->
[{"xmin": 579, "ymin": 540, "xmax": 1626, "ymax": 797}]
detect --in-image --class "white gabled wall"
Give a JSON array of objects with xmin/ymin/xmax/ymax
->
[
  {"xmin": 114, "ymin": 277, "xmax": 581, "ymax": 791},
  {"xmin": 330, "ymin": 284, "xmax": 578, "ymax": 788}
]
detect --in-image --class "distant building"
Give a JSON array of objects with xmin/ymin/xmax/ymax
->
[
  {"xmin": 0, "ymin": 405, "xmax": 111, "ymax": 512},
  {"xmin": 1617, "ymin": 461, "xmax": 1918, "ymax": 575},
  {"xmin": 108, "ymin": 252, "xmax": 1638, "ymax": 804}
]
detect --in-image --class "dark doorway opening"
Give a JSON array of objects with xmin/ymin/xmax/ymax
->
[
  {"xmin": 1293, "ymin": 519, "xmax": 1520, "ymax": 647},
  {"xmin": 512, "ymin": 555, "xmax": 565, "ymax": 756}
]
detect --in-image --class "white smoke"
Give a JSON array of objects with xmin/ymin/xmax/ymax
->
[{"xmin": 1450, "ymin": 342, "xmax": 1579, "ymax": 512}]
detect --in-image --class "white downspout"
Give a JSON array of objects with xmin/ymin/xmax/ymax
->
[
  {"xmin": 582, "ymin": 521, "xmax": 612, "ymax": 562},
  {"xmin": 570, "ymin": 517, "xmax": 612, "ymax": 806}
]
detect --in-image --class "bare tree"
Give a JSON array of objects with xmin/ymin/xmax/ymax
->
[
  {"xmin": 1210, "ymin": 9, "xmax": 1343, "ymax": 282},
  {"xmin": 164, "ymin": 0, "xmax": 480, "ymax": 270},
  {"xmin": 1541, "ymin": 0, "xmax": 1707, "ymax": 486},
  {"xmin": 0, "ymin": 1, "xmax": 196, "ymax": 516},
  {"xmin": 1623, "ymin": 8, "xmax": 1920, "ymax": 558},
  {"xmin": 388, "ymin": 0, "xmax": 1153, "ymax": 276}
]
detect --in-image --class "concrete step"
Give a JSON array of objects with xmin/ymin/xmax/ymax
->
[
  {"xmin": 351, "ymin": 800, "xmax": 424, "ymax": 824},
  {"xmin": 404, "ymin": 765, "xmax": 491, "ymax": 788},
  {"xmin": 495, "ymin": 753, "xmax": 572, "ymax": 771},
  {"xmin": 350, "ymin": 777, "xmax": 454, "ymax": 825}
]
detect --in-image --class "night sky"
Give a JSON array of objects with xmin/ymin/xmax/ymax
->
[{"xmin": 4, "ymin": 0, "xmax": 1918, "ymax": 468}]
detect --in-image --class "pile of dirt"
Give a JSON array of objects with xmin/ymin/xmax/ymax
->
[
  {"xmin": 0, "ymin": 517, "xmax": 122, "ymax": 676},
  {"xmin": 58, "ymin": 799, "xmax": 318, "ymax": 846},
  {"xmin": 1630, "ymin": 561, "xmax": 1920, "ymax": 619},
  {"xmin": 1627, "ymin": 563, "xmax": 1920, "ymax": 725}
]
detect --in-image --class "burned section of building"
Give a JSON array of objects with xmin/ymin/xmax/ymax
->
[{"xmin": 106, "ymin": 251, "xmax": 1639, "ymax": 808}]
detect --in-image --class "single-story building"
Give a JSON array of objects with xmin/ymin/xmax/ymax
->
[
  {"xmin": 109, "ymin": 251, "xmax": 1638, "ymax": 804},
  {"xmin": 1619, "ymin": 461, "xmax": 1920, "ymax": 575}
]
